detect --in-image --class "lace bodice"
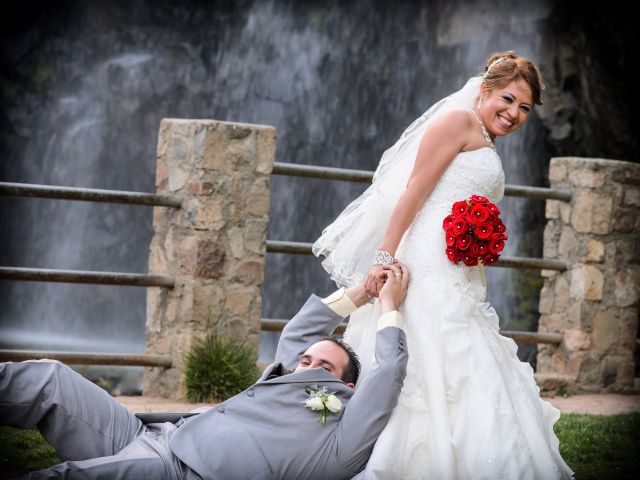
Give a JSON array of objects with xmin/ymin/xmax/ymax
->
[
  {"xmin": 421, "ymin": 146, "xmax": 504, "ymax": 212},
  {"xmin": 395, "ymin": 146, "xmax": 505, "ymax": 301}
]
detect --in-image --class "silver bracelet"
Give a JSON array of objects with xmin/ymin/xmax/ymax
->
[{"xmin": 373, "ymin": 250, "xmax": 394, "ymax": 266}]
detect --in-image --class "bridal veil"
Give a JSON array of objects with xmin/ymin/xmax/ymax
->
[{"xmin": 312, "ymin": 76, "xmax": 484, "ymax": 287}]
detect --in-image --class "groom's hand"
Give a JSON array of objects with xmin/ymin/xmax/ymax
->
[
  {"xmin": 344, "ymin": 282, "xmax": 372, "ymax": 308},
  {"xmin": 378, "ymin": 261, "xmax": 409, "ymax": 314},
  {"xmin": 346, "ymin": 268, "xmax": 397, "ymax": 308},
  {"xmin": 364, "ymin": 264, "xmax": 387, "ymax": 298}
]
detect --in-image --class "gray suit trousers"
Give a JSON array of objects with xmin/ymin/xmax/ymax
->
[{"xmin": 0, "ymin": 360, "xmax": 201, "ymax": 480}]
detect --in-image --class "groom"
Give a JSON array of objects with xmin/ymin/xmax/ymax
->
[{"xmin": 0, "ymin": 262, "xmax": 409, "ymax": 479}]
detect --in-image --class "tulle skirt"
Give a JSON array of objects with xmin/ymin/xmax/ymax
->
[{"xmin": 345, "ymin": 259, "xmax": 575, "ymax": 479}]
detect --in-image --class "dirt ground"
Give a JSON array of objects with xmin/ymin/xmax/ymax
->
[
  {"xmin": 541, "ymin": 393, "xmax": 640, "ymax": 415},
  {"xmin": 117, "ymin": 393, "xmax": 640, "ymax": 416}
]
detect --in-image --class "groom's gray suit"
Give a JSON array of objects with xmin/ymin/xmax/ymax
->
[{"xmin": 0, "ymin": 290, "xmax": 408, "ymax": 479}]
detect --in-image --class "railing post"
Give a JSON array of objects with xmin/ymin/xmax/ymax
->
[
  {"xmin": 536, "ymin": 157, "xmax": 639, "ymax": 393},
  {"xmin": 143, "ymin": 119, "xmax": 276, "ymax": 399}
]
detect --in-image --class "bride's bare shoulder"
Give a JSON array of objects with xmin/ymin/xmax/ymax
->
[
  {"xmin": 425, "ymin": 109, "xmax": 475, "ymax": 147},
  {"xmin": 433, "ymin": 109, "xmax": 474, "ymax": 130}
]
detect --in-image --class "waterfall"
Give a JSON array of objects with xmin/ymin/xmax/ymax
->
[{"xmin": 0, "ymin": 0, "xmax": 551, "ymax": 365}]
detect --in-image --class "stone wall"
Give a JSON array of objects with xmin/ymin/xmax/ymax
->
[
  {"xmin": 536, "ymin": 157, "xmax": 639, "ymax": 393},
  {"xmin": 143, "ymin": 119, "xmax": 276, "ymax": 399}
]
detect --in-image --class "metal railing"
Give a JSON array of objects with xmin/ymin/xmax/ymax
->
[
  {"xmin": 272, "ymin": 162, "xmax": 572, "ymax": 201},
  {"xmin": 0, "ymin": 267, "xmax": 174, "ymax": 287},
  {"xmin": 266, "ymin": 241, "xmax": 568, "ymax": 271},
  {"xmin": 0, "ymin": 349, "xmax": 172, "ymax": 367},
  {"xmin": 269, "ymin": 162, "xmax": 571, "ymax": 271},
  {"xmin": 0, "ymin": 157, "xmax": 573, "ymax": 367},
  {"xmin": 267, "ymin": 161, "xmax": 573, "ymax": 351},
  {"xmin": 0, "ymin": 181, "xmax": 178, "ymax": 367},
  {"xmin": 261, "ymin": 318, "xmax": 563, "ymax": 345},
  {"xmin": 0, "ymin": 182, "xmax": 181, "ymax": 207}
]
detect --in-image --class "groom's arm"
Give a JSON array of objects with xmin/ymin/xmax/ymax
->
[
  {"xmin": 333, "ymin": 264, "xmax": 410, "ymax": 473},
  {"xmin": 274, "ymin": 286, "xmax": 370, "ymax": 371},
  {"xmin": 334, "ymin": 312, "xmax": 408, "ymax": 473}
]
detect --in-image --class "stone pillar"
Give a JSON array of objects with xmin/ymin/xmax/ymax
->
[
  {"xmin": 143, "ymin": 119, "xmax": 276, "ymax": 399},
  {"xmin": 536, "ymin": 157, "xmax": 639, "ymax": 393}
]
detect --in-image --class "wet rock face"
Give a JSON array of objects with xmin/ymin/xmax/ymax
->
[{"xmin": 536, "ymin": 3, "xmax": 638, "ymax": 163}]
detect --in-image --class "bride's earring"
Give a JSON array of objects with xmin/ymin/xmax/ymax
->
[{"xmin": 477, "ymin": 96, "xmax": 483, "ymax": 110}]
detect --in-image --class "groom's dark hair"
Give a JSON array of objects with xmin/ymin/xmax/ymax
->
[{"xmin": 318, "ymin": 335, "xmax": 361, "ymax": 384}]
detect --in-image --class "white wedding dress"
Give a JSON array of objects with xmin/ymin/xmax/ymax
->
[
  {"xmin": 336, "ymin": 145, "xmax": 574, "ymax": 479},
  {"xmin": 313, "ymin": 76, "xmax": 574, "ymax": 479}
]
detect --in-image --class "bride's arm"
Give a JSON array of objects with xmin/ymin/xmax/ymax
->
[{"xmin": 366, "ymin": 110, "xmax": 472, "ymax": 295}]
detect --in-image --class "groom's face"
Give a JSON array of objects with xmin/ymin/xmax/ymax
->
[{"xmin": 294, "ymin": 340, "xmax": 354, "ymax": 389}]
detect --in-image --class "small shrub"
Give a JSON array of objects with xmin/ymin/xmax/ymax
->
[{"xmin": 184, "ymin": 331, "xmax": 260, "ymax": 403}]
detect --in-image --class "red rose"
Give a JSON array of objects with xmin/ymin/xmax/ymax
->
[
  {"xmin": 446, "ymin": 232, "xmax": 456, "ymax": 247},
  {"xmin": 452, "ymin": 200, "xmax": 469, "ymax": 216},
  {"xmin": 489, "ymin": 233, "xmax": 507, "ymax": 255},
  {"xmin": 446, "ymin": 247, "xmax": 460, "ymax": 263},
  {"xmin": 487, "ymin": 202, "xmax": 500, "ymax": 216},
  {"xmin": 470, "ymin": 195, "xmax": 489, "ymax": 204},
  {"xmin": 442, "ymin": 214, "xmax": 456, "ymax": 230},
  {"xmin": 451, "ymin": 217, "xmax": 469, "ymax": 237},
  {"xmin": 482, "ymin": 253, "xmax": 499, "ymax": 266},
  {"xmin": 467, "ymin": 204, "xmax": 490, "ymax": 224},
  {"xmin": 461, "ymin": 252, "xmax": 479, "ymax": 266},
  {"xmin": 456, "ymin": 234, "xmax": 473, "ymax": 251},
  {"xmin": 471, "ymin": 241, "xmax": 489, "ymax": 257},
  {"xmin": 475, "ymin": 222, "xmax": 494, "ymax": 240},
  {"xmin": 444, "ymin": 195, "xmax": 508, "ymax": 266}
]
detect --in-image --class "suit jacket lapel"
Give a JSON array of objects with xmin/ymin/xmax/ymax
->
[
  {"xmin": 260, "ymin": 365, "xmax": 348, "ymax": 386},
  {"xmin": 257, "ymin": 362, "xmax": 286, "ymax": 382}
]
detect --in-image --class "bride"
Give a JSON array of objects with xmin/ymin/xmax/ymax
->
[{"xmin": 313, "ymin": 50, "xmax": 575, "ymax": 479}]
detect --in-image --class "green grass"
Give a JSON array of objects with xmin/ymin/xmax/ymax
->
[
  {"xmin": 0, "ymin": 413, "xmax": 638, "ymax": 478},
  {"xmin": 555, "ymin": 413, "xmax": 640, "ymax": 479},
  {"xmin": 0, "ymin": 426, "xmax": 59, "ymax": 478}
]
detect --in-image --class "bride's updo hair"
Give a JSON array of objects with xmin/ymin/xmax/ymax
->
[{"xmin": 480, "ymin": 50, "xmax": 545, "ymax": 106}]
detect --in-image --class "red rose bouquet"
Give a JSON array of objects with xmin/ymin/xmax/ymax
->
[{"xmin": 442, "ymin": 195, "xmax": 507, "ymax": 267}]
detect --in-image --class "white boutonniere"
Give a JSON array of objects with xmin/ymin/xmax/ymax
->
[{"xmin": 303, "ymin": 384, "xmax": 342, "ymax": 425}]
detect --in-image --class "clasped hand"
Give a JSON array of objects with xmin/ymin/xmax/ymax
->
[{"xmin": 365, "ymin": 260, "xmax": 405, "ymax": 299}]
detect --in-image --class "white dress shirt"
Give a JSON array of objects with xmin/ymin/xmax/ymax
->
[{"xmin": 321, "ymin": 287, "xmax": 405, "ymax": 331}]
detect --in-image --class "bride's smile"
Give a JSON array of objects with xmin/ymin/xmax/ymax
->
[{"xmin": 477, "ymin": 78, "xmax": 533, "ymax": 140}]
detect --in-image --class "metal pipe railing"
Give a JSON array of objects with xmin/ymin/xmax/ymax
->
[
  {"xmin": 0, "ymin": 182, "xmax": 182, "ymax": 208},
  {"xmin": 0, "ymin": 349, "xmax": 172, "ymax": 367},
  {"xmin": 262, "ymin": 319, "xmax": 563, "ymax": 345},
  {"xmin": 2, "ymin": 175, "xmax": 572, "ymax": 204},
  {"xmin": 503, "ymin": 184, "xmax": 571, "ymax": 202},
  {"xmin": 272, "ymin": 162, "xmax": 571, "ymax": 202},
  {"xmin": 0, "ymin": 170, "xmax": 573, "ymax": 360},
  {"xmin": 262, "ymin": 318, "xmax": 349, "ymax": 334},
  {"xmin": 489, "ymin": 256, "xmax": 567, "ymax": 271},
  {"xmin": 273, "ymin": 162, "xmax": 373, "ymax": 183},
  {"xmin": 266, "ymin": 241, "xmax": 567, "ymax": 271},
  {"xmin": 499, "ymin": 330, "xmax": 563, "ymax": 345},
  {"xmin": 0, "ymin": 267, "xmax": 175, "ymax": 288}
]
